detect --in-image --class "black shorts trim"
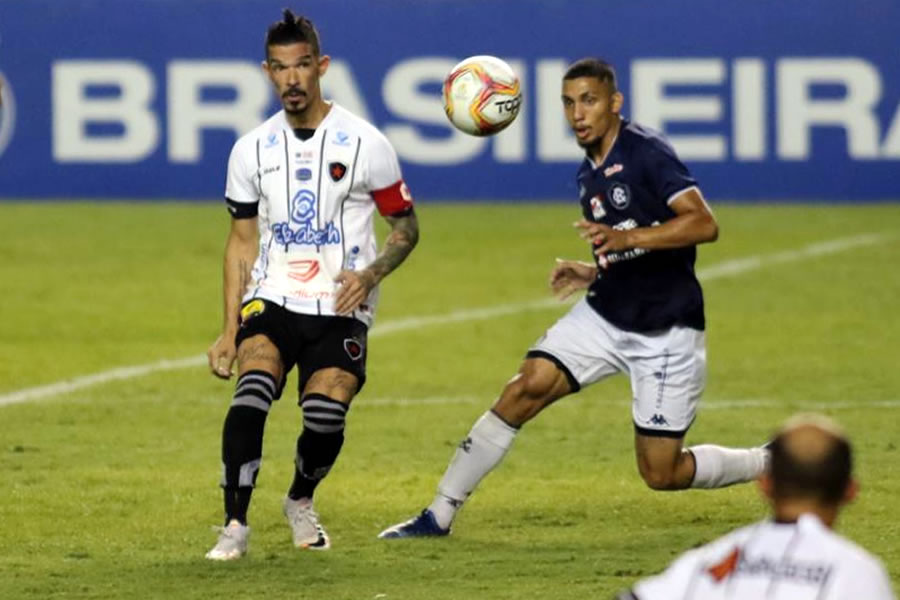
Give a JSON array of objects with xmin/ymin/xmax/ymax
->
[
  {"xmin": 524, "ymin": 349, "xmax": 580, "ymax": 393},
  {"xmin": 633, "ymin": 424, "xmax": 688, "ymax": 439}
]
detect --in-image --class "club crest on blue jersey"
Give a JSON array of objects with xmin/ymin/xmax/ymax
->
[
  {"xmin": 607, "ymin": 182, "xmax": 631, "ymax": 210},
  {"xmin": 271, "ymin": 190, "xmax": 341, "ymax": 246}
]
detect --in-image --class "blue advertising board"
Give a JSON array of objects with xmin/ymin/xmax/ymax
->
[{"xmin": 0, "ymin": 0, "xmax": 898, "ymax": 200}]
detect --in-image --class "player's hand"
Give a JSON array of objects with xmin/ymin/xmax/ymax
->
[
  {"xmin": 334, "ymin": 269, "xmax": 377, "ymax": 316},
  {"xmin": 549, "ymin": 258, "xmax": 598, "ymax": 300},
  {"xmin": 573, "ymin": 219, "xmax": 632, "ymax": 256},
  {"xmin": 207, "ymin": 333, "xmax": 237, "ymax": 379}
]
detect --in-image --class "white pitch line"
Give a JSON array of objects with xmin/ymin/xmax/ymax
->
[{"xmin": 0, "ymin": 232, "xmax": 890, "ymax": 408}]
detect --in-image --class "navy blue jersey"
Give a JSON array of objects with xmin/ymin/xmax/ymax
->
[{"xmin": 578, "ymin": 119, "xmax": 705, "ymax": 332}]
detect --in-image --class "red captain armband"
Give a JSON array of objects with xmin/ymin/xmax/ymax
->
[{"xmin": 372, "ymin": 180, "xmax": 414, "ymax": 217}]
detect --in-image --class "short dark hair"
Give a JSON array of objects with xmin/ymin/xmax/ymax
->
[
  {"xmin": 769, "ymin": 419, "xmax": 853, "ymax": 504},
  {"xmin": 265, "ymin": 9, "xmax": 321, "ymax": 59},
  {"xmin": 563, "ymin": 58, "xmax": 617, "ymax": 92}
]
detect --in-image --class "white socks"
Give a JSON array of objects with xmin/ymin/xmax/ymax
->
[
  {"xmin": 428, "ymin": 411, "xmax": 518, "ymax": 529},
  {"xmin": 689, "ymin": 444, "xmax": 769, "ymax": 489}
]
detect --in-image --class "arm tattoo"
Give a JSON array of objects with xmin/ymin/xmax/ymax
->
[{"xmin": 366, "ymin": 212, "xmax": 419, "ymax": 284}]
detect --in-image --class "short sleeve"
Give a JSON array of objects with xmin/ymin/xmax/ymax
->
[
  {"xmin": 224, "ymin": 139, "xmax": 259, "ymax": 218},
  {"xmin": 363, "ymin": 130, "xmax": 414, "ymax": 217},
  {"xmin": 645, "ymin": 138, "xmax": 698, "ymax": 206}
]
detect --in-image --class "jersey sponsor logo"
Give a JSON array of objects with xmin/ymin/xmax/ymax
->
[
  {"xmin": 604, "ymin": 163, "xmax": 624, "ymax": 177},
  {"xmin": 707, "ymin": 548, "xmax": 740, "ymax": 583},
  {"xmin": 261, "ymin": 164, "xmax": 281, "ymax": 177},
  {"xmin": 345, "ymin": 245, "xmax": 361, "ymax": 270},
  {"xmin": 607, "ymin": 182, "xmax": 631, "ymax": 209},
  {"xmin": 239, "ymin": 299, "xmax": 266, "ymax": 323},
  {"xmin": 271, "ymin": 190, "xmax": 342, "ymax": 246},
  {"xmin": 343, "ymin": 337, "xmax": 364, "ymax": 361},
  {"xmin": 590, "ymin": 195, "xmax": 606, "ymax": 219},
  {"xmin": 734, "ymin": 554, "xmax": 832, "ymax": 585},
  {"xmin": 333, "ymin": 130, "xmax": 351, "ymax": 146},
  {"xmin": 287, "ymin": 259, "xmax": 320, "ymax": 282},
  {"xmin": 329, "ymin": 161, "xmax": 347, "ymax": 182},
  {"xmin": 602, "ymin": 219, "xmax": 650, "ymax": 265},
  {"xmin": 295, "ymin": 168, "xmax": 312, "ymax": 181},
  {"xmin": 264, "ymin": 133, "xmax": 279, "ymax": 148},
  {"xmin": 0, "ymin": 72, "xmax": 16, "ymax": 159}
]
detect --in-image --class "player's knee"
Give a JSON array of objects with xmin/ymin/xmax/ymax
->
[{"xmin": 494, "ymin": 370, "xmax": 557, "ymax": 425}]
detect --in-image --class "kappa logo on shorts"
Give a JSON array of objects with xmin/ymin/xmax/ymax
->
[
  {"xmin": 329, "ymin": 161, "xmax": 347, "ymax": 182},
  {"xmin": 607, "ymin": 182, "xmax": 631, "ymax": 210},
  {"xmin": 648, "ymin": 414, "xmax": 669, "ymax": 426},
  {"xmin": 343, "ymin": 338, "xmax": 363, "ymax": 361},
  {"xmin": 240, "ymin": 299, "xmax": 266, "ymax": 323}
]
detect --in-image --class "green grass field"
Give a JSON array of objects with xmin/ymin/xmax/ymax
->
[{"xmin": 2, "ymin": 202, "xmax": 899, "ymax": 599}]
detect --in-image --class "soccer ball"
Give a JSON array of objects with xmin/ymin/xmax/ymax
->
[{"xmin": 443, "ymin": 56, "xmax": 522, "ymax": 136}]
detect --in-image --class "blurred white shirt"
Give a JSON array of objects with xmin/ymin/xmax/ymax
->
[{"xmin": 627, "ymin": 513, "xmax": 895, "ymax": 600}]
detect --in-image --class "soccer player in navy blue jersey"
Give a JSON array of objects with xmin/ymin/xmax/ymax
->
[{"xmin": 379, "ymin": 58, "xmax": 768, "ymax": 539}]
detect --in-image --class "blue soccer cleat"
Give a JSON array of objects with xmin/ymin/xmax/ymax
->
[{"xmin": 377, "ymin": 509, "xmax": 450, "ymax": 539}]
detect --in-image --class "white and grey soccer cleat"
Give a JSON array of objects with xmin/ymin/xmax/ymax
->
[
  {"xmin": 205, "ymin": 519, "xmax": 250, "ymax": 561},
  {"xmin": 283, "ymin": 496, "xmax": 331, "ymax": 550}
]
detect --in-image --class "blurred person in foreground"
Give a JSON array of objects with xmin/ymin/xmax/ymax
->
[
  {"xmin": 380, "ymin": 58, "xmax": 767, "ymax": 539},
  {"xmin": 618, "ymin": 414, "xmax": 896, "ymax": 600},
  {"xmin": 204, "ymin": 8, "xmax": 418, "ymax": 559}
]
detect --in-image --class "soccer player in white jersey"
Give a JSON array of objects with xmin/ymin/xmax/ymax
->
[
  {"xmin": 620, "ymin": 415, "xmax": 896, "ymax": 600},
  {"xmin": 204, "ymin": 9, "xmax": 418, "ymax": 560},
  {"xmin": 380, "ymin": 58, "xmax": 767, "ymax": 539}
]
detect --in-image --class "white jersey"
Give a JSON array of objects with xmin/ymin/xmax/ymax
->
[
  {"xmin": 224, "ymin": 103, "xmax": 413, "ymax": 327},
  {"xmin": 628, "ymin": 514, "xmax": 895, "ymax": 600}
]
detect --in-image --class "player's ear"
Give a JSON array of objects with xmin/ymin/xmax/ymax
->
[
  {"xmin": 611, "ymin": 91, "xmax": 624, "ymax": 114},
  {"xmin": 261, "ymin": 59, "xmax": 272, "ymax": 78},
  {"xmin": 842, "ymin": 478, "xmax": 859, "ymax": 505},
  {"xmin": 318, "ymin": 54, "xmax": 331, "ymax": 77}
]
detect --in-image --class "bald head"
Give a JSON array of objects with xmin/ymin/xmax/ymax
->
[{"xmin": 769, "ymin": 415, "xmax": 853, "ymax": 504}]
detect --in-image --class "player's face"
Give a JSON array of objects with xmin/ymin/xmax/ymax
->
[
  {"xmin": 263, "ymin": 42, "xmax": 330, "ymax": 115},
  {"xmin": 562, "ymin": 77, "xmax": 623, "ymax": 149}
]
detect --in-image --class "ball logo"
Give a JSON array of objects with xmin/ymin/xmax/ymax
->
[
  {"xmin": 0, "ymin": 72, "xmax": 15, "ymax": 159},
  {"xmin": 291, "ymin": 190, "xmax": 316, "ymax": 223},
  {"xmin": 607, "ymin": 182, "xmax": 631, "ymax": 210}
]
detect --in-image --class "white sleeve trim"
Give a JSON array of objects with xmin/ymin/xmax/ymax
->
[{"xmin": 666, "ymin": 185, "xmax": 701, "ymax": 206}]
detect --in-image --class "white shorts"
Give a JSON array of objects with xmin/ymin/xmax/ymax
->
[{"xmin": 529, "ymin": 298, "xmax": 706, "ymax": 436}]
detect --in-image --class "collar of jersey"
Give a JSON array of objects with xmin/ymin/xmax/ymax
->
[{"xmin": 277, "ymin": 101, "xmax": 337, "ymax": 139}]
